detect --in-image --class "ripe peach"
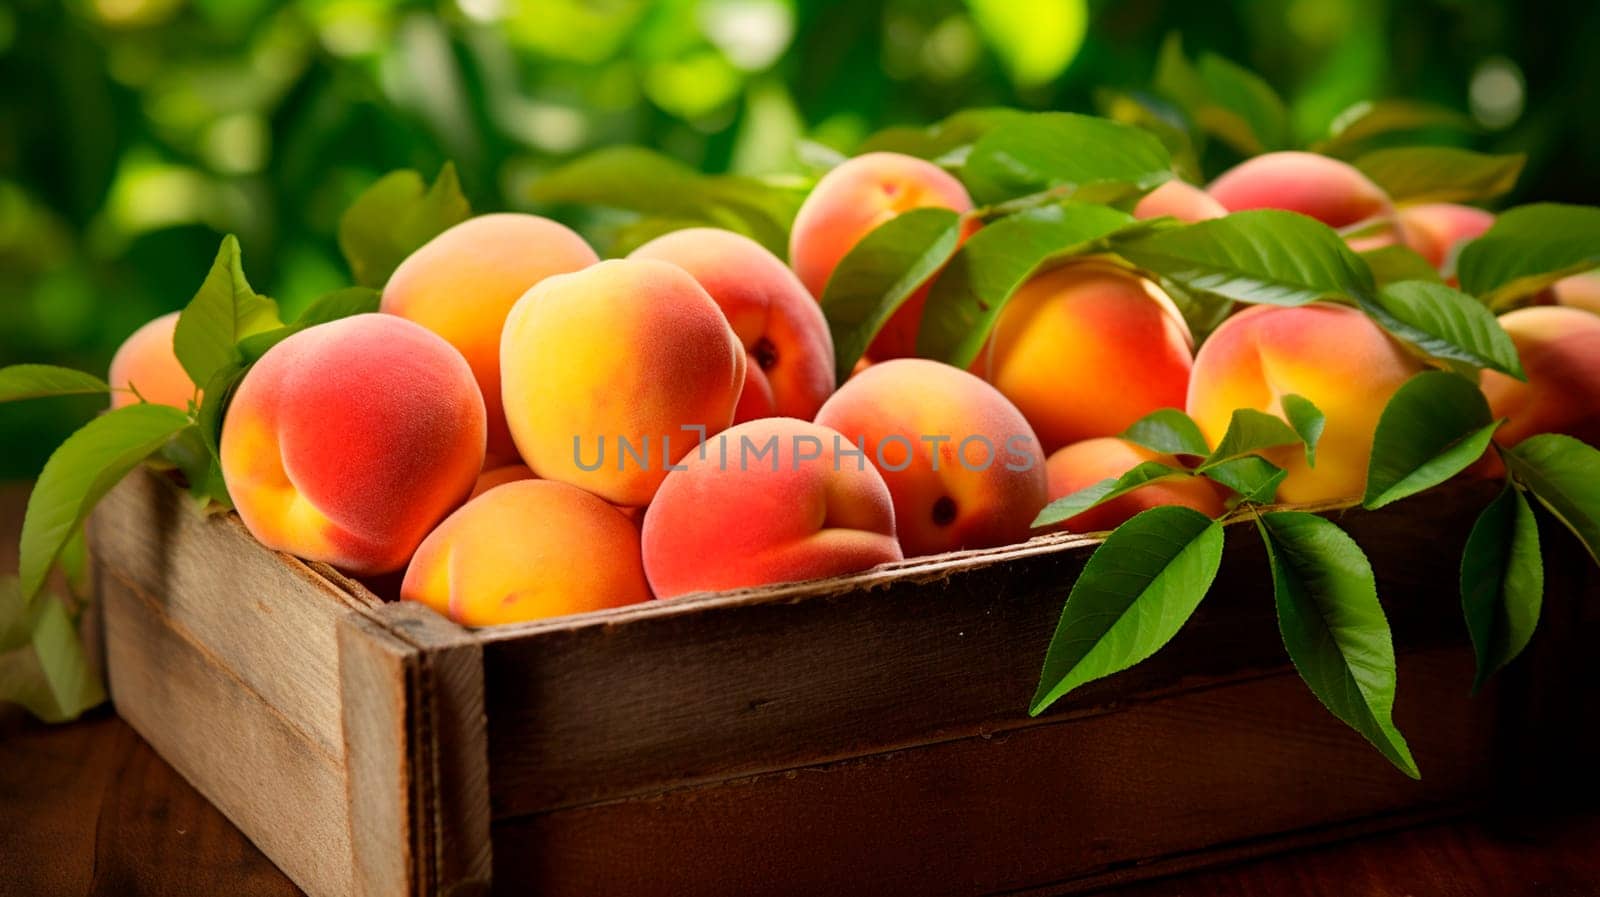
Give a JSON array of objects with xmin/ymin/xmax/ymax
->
[
  {"xmin": 468, "ymin": 463, "xmax": 535, "ymax": 500},
  {"xmin": 1134, "ymin": 179, "xmax": 1227, "ymax": 222},
  {"xmin": 1044, "ymin": 437, "xmax": 1226, "ymax": 533},
  {"xmin": 641, "ymin": 418, "xmax": 902, "ymax": 599},
  {"xmin": 108, "ymin": 311, "xmax": 197, "ymax": 410},
  {"xmin": 1480, "ymin": 306, "xmax": 1600, "ymax": 447},
  {"xmin": 1186, "ymin": 303, "xmax": 1423, "ymax": 504},
  {"xmin": 1553, "ymin": 270, "xmax": 1600, "ymax": 315},
  {"xmin": 1207, "ymin": 151, "xmax": 1398, "ymax": 250},
  {"xmin": 402, "ymin": 480, "xmax": 651, "ymax": 625},
  {"xmin": 815, "ymin": 358, "xmax": 1047, "ymax": 557},
  {"xmin": 972, "ymin": 261, "xmax": 1193, "ymax": 452},
  {"xmin": 382, "ymin": 213, "xmax": 598, "ymax": 465},
  {"xmin": 500, "ymin": 259, "xmax": 746, "ymax": 507},
  {"xmin": 1396, "ymin": 203, "xmax": 1494, "ymax": 269},
  {"xmin": 788, "ymin": 151, "xmax": 975, "ymax": 359},
  {"xmin": 220, "ymin": 314, "xmax": 486, "ymax": 575},
  {"xmin": 629, "ymin": 228, "xmax": 835, "ymax": 422}
]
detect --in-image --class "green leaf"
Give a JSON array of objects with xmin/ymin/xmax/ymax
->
[
  {"xmin": 1502, "ymin": 434, "xmax": 1600, "ymax": 564},
  {"xmin": 1457, "ymin": 203, "xmax": 1600, "ymax": 305},
  {"xmin": 1316, "ymin": 99, "xmax": 1476, "ymax": 158},
  {"xmin": 1360, "ymin": 245, "xmax": 1445, "ymax": 288},
  {"xmin": 858, "ymin": 108, "xmax": 1031, "ymax": 161},
  {"xmin": 1353, "ymin": 148, "xmax": 1524, "ymax": 205},
  {"xmin": 1362, "ymin": 371, "xmax": 1499, "ymax": 509},
  {"xmin": 1031, "ymin": 506, "xmax": 1224, "ymax": 714},
  {"xmin": 1258, "ymin": 511, "xmax": 1419, "ymax": 778},
  {"xmin": 18, "ymin": 404, "xmax": 192, "ymax": 602},
  {"xmin": 1114, "ymin": 209, "xmax": 1377, "ymax": 307},
  {"xmin": 0, "ymin": 365, "xmax": 111, "ymax": 404},
  {"xmin": 1202, "ymin": 408, "xmax": 1306, "ymax": 467},
  {"xmin": 820, "ymin": 208, "xmax": 964, "ymax": 380},
  {"xmin": 1461, "ymin": 484, "xmax": 1543, "ymax": 691},
  {"xmin": 1281, "ymin": 395, "xmax": 1326, "ymax": 467},
  {"xmin": 1032, "ymin": 461, "xmax": 1193, "ymax": 529},
  {"xmin": 961, "ymin": 111, "xmax": 1172, "ymax": 205},
  {"xmin": 339, "ymin": 163, "xmax": 471, "ymax": 289},
  {"xmin": 1202, "ymin": 455, "xmax": 1287, "ymax": 504},
  {"xmin": 195, "ymin": 360, "xmax": 247, "ymax": 463},
  {"xmin": 1095, "ymin": 89, "xmax": 1203, "ymax": 183},
  {"xmin": 0, "ymin": 589, "xmax": 105, "ymax": 723},
  {"xmin": 1121, "ymin": 408, "xmax": 1211, "ymax": 457},
  {"xmin": 172, "ymin": 236, "xmax": 282, "ymax": 388},
  {"xmin": 1194, "ymin": 52, "xmax": 1289, "ymax": 154},
  {"xmin": 916, "ymin": 202, "xmax": 1138, "ymax": 366},
  {"xmin": 1359, "ymin": 281, "xmax": 1524, "ymax": 378}
]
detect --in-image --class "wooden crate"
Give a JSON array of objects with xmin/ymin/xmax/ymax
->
[{"xmin": 88, "ymin": 467, "xmax": 1599, "ymax": 897}]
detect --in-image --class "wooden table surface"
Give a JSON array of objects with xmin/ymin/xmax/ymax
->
[{"xmin": 3, "ymin": 481, "xmax": 1599, "ymax": 897}]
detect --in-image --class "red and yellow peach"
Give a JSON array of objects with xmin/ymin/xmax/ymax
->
[
  {"xmin": 1208, "ymin": 151, "xmax": 1398, "ymax": 250},
  {"xmin": 220, "ymin": 314, "xmax": 487, "ymax": 575},
  {"xmin": 641, "ymin": 417, "xmax": 902, "ymax": 599},
  {"xmin": 1134, "ymin": 179, "xmax": 1227, "ymax": 223},
  {"xmin": 815, "ymin": 358, "xmax": 1047, "ymax": 557},
  {"xmin": 1480, "ymin": 306, "xmax": 1600, "ymax": 447},
  {"xmin": 403, "ymin": 479, "xmax": 651, "ymax": 625},
  {"xmin": 382, "ymin": 213, "xmax": 598, "ymax": 465},
  {"xmin": 630, "ymin": 228, "xmax": 835, "ymax": 422},
  {"xmin": 108, "ymin": 311, "xmax": 197, "ymax": 410},
  {"xmin": 500, "ymin": 258, "xmax": 746, "ymax": 507}
]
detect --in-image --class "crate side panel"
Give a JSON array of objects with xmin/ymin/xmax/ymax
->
[
  {"xmin": 481, "ymin": 482, "xmax": 1498, "ymax": 817},
  {"xmin": 491, "ymin": 645, "xmax": 1495, "ymax": 897},
  {"xmin": 103, "ymin": 574, "xmax": 354, "ymax": 897},
  {"xmin": 94, "ymin": 468, "xmax": 368, "ymax": 759}
]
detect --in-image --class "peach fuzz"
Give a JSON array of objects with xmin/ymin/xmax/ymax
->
[
  {"xmin": 640, "ymin": 418, "xmax": 902, "ymax": 599},
  {"xmin": 1396, "ymin": 203, "xmax": 1494, "ymax": 269},
  {"xmin": 1186, "ymin": 303, "xmax": 1422, "ymax": 504},
  {"xmin": 220, "ymin": 314, "xmax": 487, "ymax": 575},
  {"xmin": 468, "ymin": 463, "xmax": 535, "ymax": 500},
  {"xmin": 629, "ymin": 228, "xmax": 835, "ymax": 422},
  {"xmin": 973, "ymin": 261, "xmax": 1194, "ymax": 452},
  {"xmin": 1044, "ymin": 438, "xmax": 1225, "ymax": 533},
  {"xmin": 382, "ymin": 213, "xmax": 598, "ymax": 465},
  {"xmin": 815, "ymin": 358, "xmax": 1047, "ymax": 557},
  {"xmin": 500, "ymin": 258, "xmax": 745, "ymax": 507},
  {"xmin": 1480, "ymin": 306, "xmax": 1600, "ymax": 448},
  {"xmin": 1553, "ymin": 270, "xmax": 1600, "ymax": 315},
  {"xmin": 1134, "ymin": 179, "xmax": 1227, "ymax": 222},
  {"xmin": 403, "ymin": 479, "xmax": 650, "ymax": 625},
  {"xmin": 108, "ymin": 311, "xmax": 197, "ymax": 410},
  {"xmin": 1207, "ymin": 151, "xmax": 1397, "ymax": 249},
  {"xmin": 788, "ymin": 151, "xmax": 975, "ymax": 359}
]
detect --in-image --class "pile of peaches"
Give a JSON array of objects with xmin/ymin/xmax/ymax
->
[{"xmin": 107, "ymin": 150, "xmax": 1600, "ymax": 627}]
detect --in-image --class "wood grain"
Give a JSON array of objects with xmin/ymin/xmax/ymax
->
[
  {"xmin": 477, "ymin": 481, "xmax": 1500, "ymax": 818},
  {"xmin": 100, "ymin": 572, "xmax": 353, "ymax": 897},
  {"xmin": 490, "ymin": 646, "xmax": 1497, "ymax": 897},
  {"xmin": 93, "ymin": 468, "xmax": 380, "ymax": 760}
]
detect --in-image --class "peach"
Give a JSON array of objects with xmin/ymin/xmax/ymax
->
[
  {"xmin": 1134, "ymin": 179, "xmax": 1227, "ymax": 222},
  {"xmin": 1186, "ymin": 303, "xmax": 1423, "ymax": 504},
  {"xmin": 402, "ymin": 480, "xmax": 650, "ymax": 625},
  {"xmin": 640, "ymin": 418, "xmax": 902, "ymax": 598},
  {"xmin": 1553, "ymin": 270, "xmax": 1600, "ymax": 315},
  {"xmin": 788, "ymin": 151, "xmax": 975, "ymax": 359},
  {"xmin": 382, "ymin": 213, "xmax": 598, "ymax": 465},
  {"xmin": 468, "ymin": 463, "xmax": 535, "ymax": 500},
  {"xmin": 972, "ymin": 261, "xmax": 1194, "ymax": 452},
  {"xmin": 1044, "ymin": 437, "xmax": 1226, "ymax": 533},
  {"xmin": 500, "ymin": 259, "xmax": 746, "ymax": 507},
  {"xmin": 815, "ymin": 358, "xmax": 1047, "ymax": 556},
  {"xmin": 1396, "ymin": 203, "xmax": 1494, "ymax": 270},
  {"xmin": 1207, "ymin": 151, "xmax": 1398, "ymax": 250},
  {"xmin": 629, "ymin": 228, "xmax": 835, "ymax": 422},
  {"xmin": 220, "ymin": 314, "xmax": 486, "ymax": 575},
  {"xmin": 1480, "ymin": 306, "xmax": 1600, "ymax": 447},
  {"xmin": 108, "ymin": 311, "xmax": 197, "ymax": 410}
]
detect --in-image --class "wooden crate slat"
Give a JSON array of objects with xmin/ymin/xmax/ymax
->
[
  {"xmin": 489, "ymin": 645, "xmax": 1495, "ymax": 897},
  {"xmin": 102, "ymin": 573, "xmax": 355, "ymax": 897},
  {"xmin": 95, "ymin": 469, "xmax": 379, "ymax": 759}
]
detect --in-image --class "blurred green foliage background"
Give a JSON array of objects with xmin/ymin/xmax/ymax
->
[{"xmin": 3, "ymin": 0, "xmax": 1598, "ymax": 477}]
